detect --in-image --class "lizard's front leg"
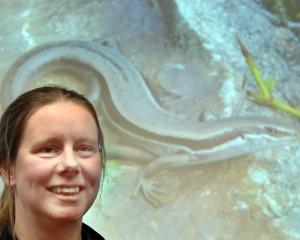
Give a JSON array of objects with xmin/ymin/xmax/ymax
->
[{"xmin": 134, "ymin": 151, "xmax": 193, "ymax": 206}]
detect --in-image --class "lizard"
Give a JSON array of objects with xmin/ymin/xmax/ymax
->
[{"xmin": 2, "ymin": 40, "xmax": 299, "ymax": 205}]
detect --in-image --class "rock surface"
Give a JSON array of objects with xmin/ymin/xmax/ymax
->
[{"xmin": 0, "ymin": 1, "xmax": 300, "ymax": 239}]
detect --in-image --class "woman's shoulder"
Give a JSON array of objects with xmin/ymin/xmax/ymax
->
[
  {"xmin": 82, "ymin": 223, "xmax": 105, "ymax": 240},
  {"xmin": 0, "ymin": 223, "xmax": 105, "ymax": 240}
]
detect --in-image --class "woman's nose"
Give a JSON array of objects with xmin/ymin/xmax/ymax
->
[{"xmin": 57, "ymin": 148, "xmax": 80, "ymax": 176}]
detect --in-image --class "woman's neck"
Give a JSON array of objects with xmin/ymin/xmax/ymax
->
[{"xmin": 14, "ymin": 215, "xmax": 82, "ymax": 240}]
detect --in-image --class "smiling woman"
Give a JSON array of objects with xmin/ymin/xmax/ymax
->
[{"xmin": 0, "ymin": 86, "xmax": 106, "ymax": 240}]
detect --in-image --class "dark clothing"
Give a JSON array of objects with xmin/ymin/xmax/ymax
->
[
  {"xmin": 1, "ymin": 223, "xmax": 105, "ymax": 240},
  {"xmin": 82, "ymin": 223, "xmax": 105, "ymax": 240}
]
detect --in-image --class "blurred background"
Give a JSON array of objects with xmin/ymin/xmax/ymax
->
[{"xmin": 1, "ymin": 0, "xmax": 300, "ymax": 239}]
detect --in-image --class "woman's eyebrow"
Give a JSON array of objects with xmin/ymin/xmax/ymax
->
[
  {"xmin": 29, "ymin": 137, "xmax": 61, "ymax": 147},
  {"xmin": 28, "ymin": 134, "xmax": 98, "ymax": 146},
  {"xmin": 75, "ymin": 137, "xmax": 99, "ymax": 145}
]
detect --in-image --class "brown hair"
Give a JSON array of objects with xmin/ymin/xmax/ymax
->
[{"xmin": 0, "ymin": 85, "xmax": 106, "ymax": 237}]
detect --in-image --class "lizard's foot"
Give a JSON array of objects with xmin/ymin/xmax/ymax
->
[{"xmin": 133, "ymin": 176, "xmax": 165, "ymax": 206}]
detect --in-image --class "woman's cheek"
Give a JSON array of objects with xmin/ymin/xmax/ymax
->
[
  {"xmin": 83, "ymin": 158, "xmax": 102, "ymax": 185},
  {"xmin": 15, "ymin": 157, "xmax": 53, "ymax": 182}
]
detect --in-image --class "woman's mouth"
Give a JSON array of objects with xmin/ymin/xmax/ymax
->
[{"xmin": 49, "ymin": 186, "xmax": 80, "ymax": 195}]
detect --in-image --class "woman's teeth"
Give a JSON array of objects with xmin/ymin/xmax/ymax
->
[{"xmin": 50, "ymin": 187, "xmax": 80, "ymax": 195}]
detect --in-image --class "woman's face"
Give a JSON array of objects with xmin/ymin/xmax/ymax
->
[{"xmin": 11, "ymin": 101, "xmax": 101, "ymax": 223}]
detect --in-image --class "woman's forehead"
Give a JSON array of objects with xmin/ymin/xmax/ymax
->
[
  {"xmin": 24, "ymin": 101, "xmax": 98, "ymax": 135},
  {"xmin": 29, "ymin": 101, "xmax": 92, "ymax": 118}
]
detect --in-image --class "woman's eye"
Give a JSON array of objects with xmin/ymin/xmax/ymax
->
[
  {"xmin": 79, "ymin": 146, "xmax": 92, "ymax": 151},
  {"xmin": 77, "ymin": 145, "xmax": 95, "ymax": 157},
  {"xmin": 42, "ymin": 146, "xmax": 56, "ymax": 153},
  {"xmin": 38, "ymin": 146, "xmax": 59, "ymax": 157}
]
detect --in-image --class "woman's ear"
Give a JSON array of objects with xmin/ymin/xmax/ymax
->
[{"xmin": 0, "ymin": 166, "xmax": 16, "ymax": 186}]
